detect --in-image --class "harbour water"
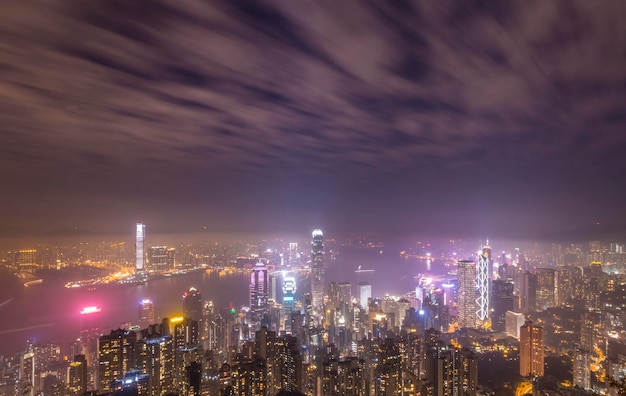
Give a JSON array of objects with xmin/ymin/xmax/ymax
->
[{"xmin": 0, "ymin": 242, "xmax": 439, "ymax": 356}]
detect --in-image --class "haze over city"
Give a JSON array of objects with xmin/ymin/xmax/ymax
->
[
  {"xmin": 1, "ymin": 2, "xmax": 626, "ymax": 396},
  {"xmin": 1, "ymin": 1, "xmax": 625, "ymax": 240}
]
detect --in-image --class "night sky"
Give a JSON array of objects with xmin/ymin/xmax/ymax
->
[{"xmin": 1, "ymin": 1, "xmax": 625, "ymax": 239}]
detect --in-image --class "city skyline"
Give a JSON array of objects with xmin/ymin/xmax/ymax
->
[{"xmin": 0, "ymin": 2, "xmax": 625, "ymax": 240}]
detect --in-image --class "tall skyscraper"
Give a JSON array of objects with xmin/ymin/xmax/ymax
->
[
  {"xmin": 283, "ymin": 275, "xmax": 296, "ymax": 334},
  {"xmin": 136, "ymin": 223, "xmax": 145, "ymax": 272},
  {"xmin": 183, "ymin": 287, "xmax": 202, "ymax": 321},
  {"xmin": 476, "ymin": 247, "xmax": 490, "ymax": 324},
  {"xmin": 149, "ymin": 246, "xmax": 175, "ymax": 272},
  {"xmin": 457, "ymin": 260, "xmax": 477, "ymax": 329},
  {"xmin": 491, "ymin": 280, "xmax": 514, "ymax": 332},
  {"xmin": 67, "ymin": 355, "xmax": 87, "ymax": 396},
  {"xmin": 249, "ymin": 261, "xmax": 269, "ymax": 329},
  {"xmin": 138, "ymin": 334, "xmax": 174, "ymax": 395},
  {"xmin": 311, "ymin": 229, "xmax": 325, "ymax": 308},
  {"xmin": 520, "ymin": 320, "xmax": 544, "ymax": 377},
  {"xmin": 573, "ymin": 348, "xmax": 591, "ymax": 390},
  {"xmin": 139, "ymin": 299, "xmax": 155, "ymax": 327},
  {"xmin": 97, "ymin": 329, "xmax": 137, "ymax": 392},
  {"xmin": 358, "ymin": 282, "xmax": 372, "ymax": 312},
  {"xmin": 535, "ymin": 268, "xmax": 557, "ymax": 310}
]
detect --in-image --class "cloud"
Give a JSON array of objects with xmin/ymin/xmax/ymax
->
[{"xmin": 0, "ymin": 0, "xmax": 624, "ymax": 233}]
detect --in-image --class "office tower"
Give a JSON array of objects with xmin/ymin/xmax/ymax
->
[
  {"xmin": 138, "ymin": 299, "xmax": 155, "ymax": 327},
  {"xmin": 250, "ymin": 261, "xmax": 269, "ymax": 330},
  {"xmin": 67, "ymin": 355, "xmax": 87, "ymax": 396},
  {"xmin": 457, "ymin": 260, "xmax": 478, "ymax": 329},
  {"xmin": 311, "ymin": 229, "xmax": 325, "ymax": 308},
  {"xmin": 476, "ymin": 248, "xmax": 490, "ymax": 324},
  {"xmin": 19, "ymin": 342, "xmax": 35, "ymax": 396},
  {"xmin": 482, "ymin": 243, "xmax": 493, "ymax": 279},
  {"xmin": 97, "ymin": 329, "xmax": 137, "ymax": 392},
  {"xmin": 149, "ymin": 246, "xmax": 175, "ymax": 272},
  {"xmin": 519, "ymin": 320, "xmax": 544, "ymax": 377},
  {"xmin": 505, "ymin": 311, "xmax": 526, "ymax": 339},
  {"xmin": 491, "ymin": 280, "xmax": 514, "ymax": 332},
  {"xmin": 358, "ymin": 282, "xmax": 372, "ymax": 312},
  {"xmin": 14, "ymin": 249, "xmax": 39, "ymax": 273},
  {"xmin": 535, "ymin": 268, "xmax": 557, "ymax": 310},
  {"xmin": 520, "ymin": 271, "xmax": 537, "ymax": 313},
  {"xmin": 138, "ymin": 334, "xmax": 174, "ymax": 395},
  {"xmin": 136, "ymin": 223, "xmax": 145, "ymax": 272},
  {"xmin": 183, "ymin": 287, "xmax": 202, "ymax": 321},
  {"xmin": 283, "ymin": 275, "xmax": 297, "ymax": 334},
  {"xmin": 573, "ymin": 348, "xmax": 591, "ymax": 390}
]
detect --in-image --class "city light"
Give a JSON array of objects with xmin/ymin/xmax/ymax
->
[{"xmin": 80, "ymin": 306, "xmax": 101, "ymax": 315}]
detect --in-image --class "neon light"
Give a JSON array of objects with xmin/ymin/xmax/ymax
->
[
  {"xmin": 170, "ymin": 316, "xmax": 183, "ymax": 324},
  {"xmin": 80, "ymin": 306, "xmax": 101, "ymax": 315}
]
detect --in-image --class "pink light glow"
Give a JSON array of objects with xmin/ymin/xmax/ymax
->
[{"xmin": 80, "ymin": 306, "xmax": 101, "ymax": 315}]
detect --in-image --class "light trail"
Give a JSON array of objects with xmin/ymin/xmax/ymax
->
[{"xmin": 0, "ymin": 323, "xmax": 55, "ymax": 335}]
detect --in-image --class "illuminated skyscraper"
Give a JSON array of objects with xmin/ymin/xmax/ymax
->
[
  {"xmin": 138, "ymin": 335, "xmax": 174, "ymax": 395},
  {"xmin": 311, "ymin": 229, "xmax": 324, "ymax": 308},
  {"xmin": 97, "ymin": 329, "xmax": 137, "ymax": 392},
  {"xmin": 67, "ymin": 355, "xmax": 87, "ymax": 396},
  {"xmin": 136, "ymin": 223, "xmax": 145, "ymax": 272},
  {"xmin": 491, "ymin": 280, "xmax": 514, "ymax": 332},
  {"xmin": 535, "ymin": 268, "xmax": 557, "ymax": 310},
  {"xmin": 183, "ymin": 287, "xmax": 202, "ymax": 321},
  {"xmin": 139, "ymin": 299, "xmax": 155, "ymax": 327},
  {"xmin": 358, "ymin": 282, "xmax": 371, "ymax": 312},
  {"xmin": 149, "ymin": 246, "xmax": 175, "ymax": 272},
  {"xmin": 19, "ymin": 342, "xmax": 35, "ymax": 396},
  {"xmin": 519, "ymin": 320, "xmax": 544, "ymax": 377},
  {"xmin": 476, "ymin": 247, "xmax": 490, "ymax": 324},
  {"xmin": 250, "ymin": 261, "xmax": 269, "ymax": 329},
  {"xmin": 282, "ymin": 275, "xmax": 296, "ymax": 334},
  {"xmin": 457, "ymin": 260, "xmax": 477, "ymax": 329}
]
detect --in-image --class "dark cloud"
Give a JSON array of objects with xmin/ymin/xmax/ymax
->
[{"xmin": 0, "ymin": 0, "xmax": 624, "ymax": 237}]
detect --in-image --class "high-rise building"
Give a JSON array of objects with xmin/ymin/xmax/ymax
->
[
  {"xmin": 358, "ymin": 282, "xmax": 372, "ymax": 312},
  {"xmin": 457, "ymin": 260, "xmax": 477, "ymax": 329},
  {"xmin": 535, "ymin": 268, "xmax": 557, "ymax": 310},
  {"xmin": 505, "ymin": 311, "xmax": 526, "ymax": 339},
  {"xmin": 311, "ymin": 229, "xmax": 325, "ymax": 308},
  {"xmin": 149, "ymin": 246, "xmax": 175, "ymax": 272},
  {"xmin": 97, "ymin": 329, "xmax": 137, "ymax": 392},
  {"xmin": 476, "ymin": 249, "xmax": 490, "ymax": 324},
  {"xmin": 138, "ymin": 334, "xmax": 174, "ymax": 395},
  {"xmin": 250, "ymin": 261, "xmax": 269, "ymax": 329},
  {"xmin": 491, "ymin": 280, "xmax": 514, "ymax": 332},
  {"xmin": 424, "ymin": 342, "xmax": 478, "ymax": 396},
  {"xmin": 519, "ymin": 320, "xmax": 544, "ymax": 377},
  {"xmin": 183, "ymin": 287, "xmax": 202, "ymax": 321},
  {"xmin": 19, "ymin": 342, "xmax": 35, "ymax": 396},
  {"xmin": 520, "ymin": 271, "xmax": 537, "ymax": 313},
  {"xmin": 138, "ymin": 299, "xmax": 155, "ymax": 327},
  {"xmin": 573, "ymin": 348, "xmax": 591, "ymax": 390},
  {"xmin": 283, "ymin": 275, "xmax": 296, "ymax": 334},
  {"xmin": 482, "ymin": 243, "xmax": 493, "ymax": 280},
  {"xmin": 136, "ymin": 223, "xmax": 145, "ymax": 272},
  {"xmin": 67, "ymin": 355, "xmax": 87, "ymax": 396}
]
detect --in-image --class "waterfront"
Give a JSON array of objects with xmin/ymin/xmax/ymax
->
[{"xmin": 0, "ymin": 243, "xmax": 439, "ymax": 356}]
